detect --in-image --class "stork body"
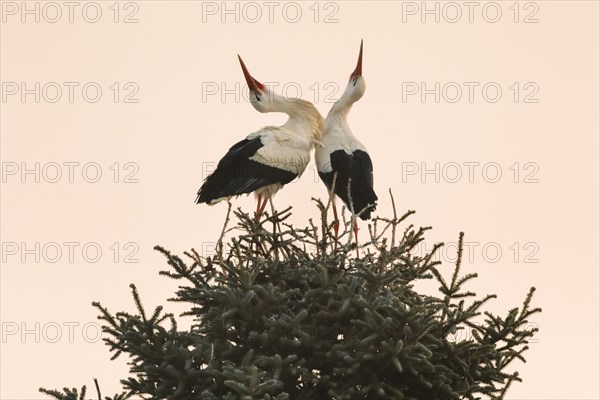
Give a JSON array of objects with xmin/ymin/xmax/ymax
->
[
  {"xmin": 315, "ymin": 41, "xmax": 377, "ymax": 246},
  {"xmin": 316, "ymin": 124, "xmax": 376, "ymax": 219},
  {"xmin": 196, "ymin": 56, "xmax": 324, "ymax": 219}
]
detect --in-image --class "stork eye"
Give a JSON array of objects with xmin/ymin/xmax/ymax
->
[
  {"xmin": 255, "ymin": 93, "xmax": 261, "ymax": 102},
  {"xmin": 352, "ymin": 77, "xmax": 358, "ymax": 86}
]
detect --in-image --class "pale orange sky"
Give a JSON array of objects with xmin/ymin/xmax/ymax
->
[{"xmin": 1, "ymin": 1, "xmax": 599, "ymax": 398}]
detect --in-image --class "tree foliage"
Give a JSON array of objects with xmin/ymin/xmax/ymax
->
[{"xmin": 40, "ymin": 196, "xmax": 540, "ymax": 400}]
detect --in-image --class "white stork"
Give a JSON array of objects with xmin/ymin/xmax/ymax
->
[
  {"xmin": 196, "ymin": 55, "xmax": 324, "ymax": 220},
  {"xmin": 315, "ymin": 40, "xmax": 377, "ymax": 248}
]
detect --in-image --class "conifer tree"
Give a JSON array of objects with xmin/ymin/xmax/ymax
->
[{"xmin": 40, "ymin": 195, "xmax": 540, "ymax": 400}]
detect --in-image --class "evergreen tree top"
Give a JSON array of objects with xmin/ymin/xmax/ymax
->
[{"xmin": 41, "ymin": 194, "xmax": 541, "ymax": 400}]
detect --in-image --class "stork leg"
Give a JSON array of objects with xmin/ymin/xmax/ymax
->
[
  {"xmin": 255, "ymin": 194, "xmax": 263, "ymax": 219},
  {"xmin": 331, "ymin": 196, "xmax": 340, "ymax": 251},
  {"xmin": 353, "ymin": 219, "xmax": 359, "ymax": 257},
  {"xmin": 255, "ymin": 195, "xmax": 269, "ymax": 221}
]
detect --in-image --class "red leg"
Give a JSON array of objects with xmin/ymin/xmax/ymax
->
[
  {"xmin": 255, "ymin": 195, "xmax": 269, "ymax": 221},
  {"xmin": 255, "ymin": 193, "xmax": 262, "ymax": 217},
  {"xmin": 353, "ymin": 220, "xmax": 359, "ymax": 257},
  {"xmin": 330, "ymin": 196, "xmax": 340, "ymax": 253},
  {"xmin": 259, "ymin": 196, "xmax": 269, "ymax": 215},
  {"xmin": 332, "ymin": 197, "xmax": 340, "ymax": 240}
]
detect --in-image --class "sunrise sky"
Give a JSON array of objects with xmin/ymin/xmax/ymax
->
[{"xmin": 1, "ymin": 1, "xmax": 599, "ymax": 398}]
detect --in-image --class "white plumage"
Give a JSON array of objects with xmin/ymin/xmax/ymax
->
[
  {"xmin": 315, "ymin": 40, "xmax": 378, "ymax": 249},
  {"xmin": 196, "ymin": 56, "xmax": 324, "ymax": 219},
  {"xmin": 248, "ymin": 128, "xmax": 313, "ymax": 175}
]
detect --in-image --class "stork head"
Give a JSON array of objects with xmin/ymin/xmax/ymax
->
[
  {"xmin": 238, "ymin": 55, "xmax": 277, "ymax": 113},
  {"xmin": 344, "ymin": 40, "xmax": 366, "ymax": 102}
]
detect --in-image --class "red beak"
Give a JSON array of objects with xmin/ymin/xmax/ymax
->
[
  {"xmin": 238, "ymin": 55, "xmax": 263, "ymax": 92},
  {"xmin": 350, "ymin": 40, "xmax": 363, "ymax": 79}
]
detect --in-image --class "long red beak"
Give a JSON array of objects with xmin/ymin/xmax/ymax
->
[
  {"xmin": 238, "ymin": 55, "xmax": 263, "ymax": 92},
  {"xmin": 350, "ymin": 40, "xmax": 363, "ymax": 79}
]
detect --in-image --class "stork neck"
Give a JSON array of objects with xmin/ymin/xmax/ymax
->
[
  {"xmin": 327, "ymin": 75, "xmax": 365, "ymax": 123},
  {"xmin": 328, "ymin": 103, "xmax": 353, "ymax": 121},
  {"xmin": 276, "ymin": 95, "xmax": 324, "ymax": 143},
  {"xmin": 327, "ymin": 93, "xmax": 354, "ymax": 123},
  {"xmin": 274, "ymin": 94, "xmax": 306, "ymax": 117}
]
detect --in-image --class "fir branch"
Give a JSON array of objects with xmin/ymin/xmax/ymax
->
[{"xmin": 40, "ymin": 199, "xmax": 540, "ymax": 400}]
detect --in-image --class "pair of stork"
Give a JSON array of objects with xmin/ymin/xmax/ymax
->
[{"xmin": 196, "ymin": 41, "xmax": 377, "ymax": 246}]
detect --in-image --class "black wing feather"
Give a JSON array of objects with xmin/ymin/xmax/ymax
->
[
  {"xmin": 319, "ymin": 149, "xmax": 377, "ymax": 220},
  {"xmin": 196, "ymin": 137, "xmax": 297, "ymax": 204}
]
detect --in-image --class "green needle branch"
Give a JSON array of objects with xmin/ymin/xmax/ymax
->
[{"xmin": 40, "ymin": 195, "xmax": 541, "ymax": 400}]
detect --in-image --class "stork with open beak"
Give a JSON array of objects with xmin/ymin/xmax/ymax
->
[
  {"xmin": 315, "ymin": 40, "xmax": 378, "ymax": 251},
  {"xmin": 196, "ymin": 55, "xmax": 324, "ymax": 221}
]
